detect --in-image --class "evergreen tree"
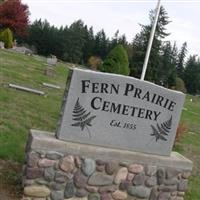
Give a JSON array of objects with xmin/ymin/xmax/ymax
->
[
  {"xmin": 61, "ymin": 25, "xmax": 70, "ymax": 60},
  {"xmin": 53, "ymin": 26, "xmax": 66, "ymax": 58},
  {"xmin": 177, "ymin": 42, "xmax": 187, "ymax": 79},
  {"xmin": 118, "ymin": 34, "xmax": 133, "ymax": 68},
  {"xmin": 94, "ymin": 29, "xmax": 108, "ymax": 59},
  {"xmin": 171, "ymin": 42, "xmax": 178, "ymax": 64},
  {"xmin": 184, "ymin": 55, "xmax": 200, "ymax": 94},
  {"xmin": 63, "ymin": 20, "xmax": 88, "ymax": 63},
  {"xmin": 118, "ymin": 34, "xmax": 128, "ymax": 46},
  {"xmin": 109, "ymin": 31, "xmax": 129, "ymax": 53},
  {"xmin": 0, "ymin": 27, "xmax": 13, "ymax": 48},
  {"xmin": 100, "ymin": 44, "xmax": 130, "ymax": 76},
  {"xmin": 109, "ymin": 30, "xmax": 119, "ymax": 51},
  {"xmin": 21, "ymin": 19, "xmax": 65, "ymax": 57},
  {"xmin": 130, "ymin": 6, "xmax": 170, "ymax": 82},
  {"xmin": 83, "ymin": 26, "xmax": 95, "ymax": 64},
  {"xmin": 26, "ymin": 20, "xmax": 53, "ymax": 56},
  {"xmin": 158, "ymin": 41, "xmax": 177, "ymax": 87}
]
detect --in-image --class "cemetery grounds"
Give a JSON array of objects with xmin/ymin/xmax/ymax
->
[{"xmin": 0, "ymin": 49, "xmax": 200, "ymax": 199}]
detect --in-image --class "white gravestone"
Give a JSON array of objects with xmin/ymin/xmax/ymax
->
[
  {"xmin": 56, "ymin": 68, "xmax": 185, "ymax": 156},
  {"xmin": 47, "ymin": 56, "xmax": 57, "ymax": 66},
  {"xmin": 0, "ymin": 41, "xmax": 5, "ymax": 49}
]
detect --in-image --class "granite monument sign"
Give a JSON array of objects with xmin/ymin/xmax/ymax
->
[{"xmin": 56, "ymin": 68, "xmax": 185, "ymax": 156}]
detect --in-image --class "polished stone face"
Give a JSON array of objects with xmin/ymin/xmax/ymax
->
[{"xmin": 56, "ymin": 68, "xmax": 185, "ymax": 156}]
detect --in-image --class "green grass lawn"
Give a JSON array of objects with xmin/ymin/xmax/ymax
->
[
  {"xmin": 0, "ymin": 49, "xmax": 200, "ymax": 199},
  {"xmin": 0, "ymin": 49, "xmax": 68, "ymax": 162},
  {"xmin": 174, "ymin": 95, "xmax": 200, "ymax": 200}
]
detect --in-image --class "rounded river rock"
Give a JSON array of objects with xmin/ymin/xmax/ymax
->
[
  {"xmin": 88, "ymin": 172, "xmax": 113, "ymax": 186},
  {"xmin": 82, "ymin": 158, "xmax": 96, "ymax": 176}
]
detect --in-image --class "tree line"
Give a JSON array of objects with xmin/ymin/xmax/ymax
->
[{"xmin": 0, "ymin": 0, "xmax": 199, "ymax": 94}]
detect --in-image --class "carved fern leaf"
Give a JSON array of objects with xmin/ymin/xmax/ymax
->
[
  {"xmin": 71, "ymin": 98, "xmax": 96, "ymax": 135},
  {"xmin": 150, "ymin": 116, "xmax": 172, "ymax": 142}
]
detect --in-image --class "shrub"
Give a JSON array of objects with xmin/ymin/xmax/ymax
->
[
  {"xmin": 0, "ymin": 28, "xmax": 13, "ymax": 48},
  {"xmin": 88, "ymin": 56, "xmax": 102, "ymax": 71},
  {"xmin": 100, "ymin": 44, "xmax": 130, "ymax": 76},
  {"xmin": 175, "ymin": 77, "xmax": 187, "ymax": 93},
  {"xmin": 175, "ymin": 122, "xmax": 187, "ymax": 144}
]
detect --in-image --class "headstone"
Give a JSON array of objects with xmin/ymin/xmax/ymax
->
[
  {"xmin": 13, "ymin": 46, "xmax": 33, "ymax": 55},
  {"xmin": 56, "ymin": 68, "xmax": 185, "ymax": 156},
  {"xmin": 25, "ymin": 49, "xmax": 33, "ymax": 56},
  {"xmin": 0, "ymin": 41, "xmax": 4, "ymax": 49},
  {"xmin": 9, "ymin": 84, "xmax": 45, "ymax": 95},
  {"xmin": 47, "ymin": 55, "xmax": 57, "ymax": 66},
  {"xmin": 42, "ymin": 83, "xmax": 61, "ymax": 89},
  {"xmin": 44, "ymin": 67, "xmax": 56, "ymax": 77}
]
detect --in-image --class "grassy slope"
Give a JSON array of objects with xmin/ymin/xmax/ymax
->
[
  {"xmin": 0, "ymin": 49, "xmax": 200, "ymax": 199},
  {"xmin": 0, "ymin": 49, "xmax": 68, "ymax": 162},
  {"xmin": 174, "ymin": 95, "xmax": 200, "ymax": 200}
]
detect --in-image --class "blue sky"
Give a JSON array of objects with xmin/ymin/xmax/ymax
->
[{"xmin": 22, "ymin": 0, "xmax": 200, "ymax": 56}]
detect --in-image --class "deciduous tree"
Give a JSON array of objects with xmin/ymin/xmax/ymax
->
[{"xmin": 0, "ymin": 0, "xmax": 29, "ymax": 36}]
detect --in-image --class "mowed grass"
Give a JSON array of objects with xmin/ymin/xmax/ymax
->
[
  {"xmin": 0, "ymin": 49, "xmax": 68, "ymax": 162},
  {"xmin": 0, "ymin": 49, "xmax": 200, "ymax": 199},
  {"xmin": 174, "ymin": 95, "xmax": 200, "ymax": 200}
]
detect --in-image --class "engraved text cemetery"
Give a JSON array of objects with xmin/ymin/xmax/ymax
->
[{"xmin": 82, "ymin": 80, "xmax": 176, "ymax": 122}]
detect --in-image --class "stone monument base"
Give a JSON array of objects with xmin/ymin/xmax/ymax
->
[{"xmin": 22, "ymin": 129, "xmax": 193, "ymax": 200}]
